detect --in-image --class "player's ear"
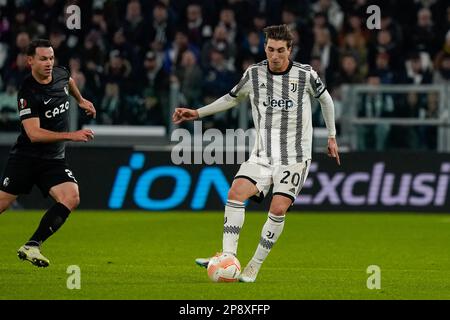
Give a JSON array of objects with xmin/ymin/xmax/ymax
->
[
  {"xmin": 287, "ymin": 44, "xmax": 292, "ymax": 55},
  {"xmin": 27, "ymin": 55, "xmax": 33, "ymax": 67}
]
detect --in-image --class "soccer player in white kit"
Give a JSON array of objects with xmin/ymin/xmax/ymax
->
[{"xmin": 173, "ymin": 24, "xmax": 340, "ymax": 282}]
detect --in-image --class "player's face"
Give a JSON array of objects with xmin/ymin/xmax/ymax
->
[
  {"xmin": 265, "ymin": 39, "xmax": 292, "ymax": 72},
  {"xmin": 28, "ymin": 47, "xmax": 54, "ymax": 78}
]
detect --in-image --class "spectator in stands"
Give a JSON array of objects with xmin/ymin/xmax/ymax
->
[
  {"xmin": 371, "ymin": 52, "xmax": 396, "ymax": 84},
  {"xmin": 173, "ymin": 50, "xmax": 203, "ymax": 108},
  {"xmin": 49, "ymin": 28, "xmax": 70, "ymax": 67},
  {"xmin": 388, "ymin": 92, "xmax": 423, "ymax": 150},
  {"xmin": 99, "ymin": 82, "xmax": 121, "ymax": 125},
  {"xmin": 202, "ymin": 47, "xmax": 237, "ymax": 130},
  {"xmin": 433, "ymin": 30, "xmax": 450, "ymax": 78},
  {"xmin": 201, "ymin": 25, "xmax": 235, "ymax": 70},
  {"xmin": 407, "ymin": 7, "xmax": 439, "ymax": 56},
  {"xmin": 251, "ymin": 13, "xmax": 267, "ymax": 39},
  {"xmin": 79, "ymin": 30, "xmax": 106, "ymax": 70},
  {"xmin": 3, "ymin": 52, "xmax": 29, "ymax": 88},
  {"xmin": 380, "ymin": 11, "xmax": 404, "ymax": 49},
  {"xmin": 404, "ymin": 51, "xmax": 433, "ymax": 84},
  {"xmin": 183, "ymin": 3, "xmax": 213, "ymax": 47},
  {"xmin": 422, "ymin": 92, "xmax": 439, "ymax": 150},
  {"xmin": 333, "ymin": 53, "xmax": 365, "ymax": 88},
  {"xmin": 34, "ymin": 0, "xmax": 62, "ymax": 25},
  {"xmin": 4, "ymin": 31, "xmax": 30, "ymax": 70},
  {"xmin": 140, "ymin": 50, "xmax": 166, "ymax": 91},
  {"xmin": 281, "ymin": 7, "xmax": 301, "ymax": 34},
  {"xmin": 69, "ymin": 56, "xmax": 85, "ymax": 90},
  {"xmin": 217, "ymin": 7, "xmax": 239, "ymax": 45},
  {"xmin": 104, "ymin": 49, "xmax": 132, "ymax": 92},
  {"xmin": 310, "ymin": 27, "xmax": 339, "ymax": 87},
  {"xmin": 311, "ymin": 0, "xmax": 344, "ymax": 32},
  {"xmin": 111, "ymin": 27, "xmax": 136, "ymax": 66},
  {"xmin": 10, "ymin": 7, "xmax": 43, "ymax": 39},
  {"xmin": 69, "ymin": 55, "xmax": 96, "ymax": 127},
  {"xmin": 440, "ymin": 5, "xmax": 450, "ymax": 42},
  {"xmin": 0, "ymin": 80, "xmax": 19, "ymax": 131},
  {"xmin": 139, "ymin": 50, "xmax": 169, "ymax": 126},
  {"xmin": 433, "ymin": 53, "xmax": 450, "ymax": 84},
  {"xmin": 90, "ymin": 8, "xmax": 109, "ymax": 36},
  {"xmin": 0, "ymin": 0, "xmax": 448, "ymax": 143},
  {"xmin": 122, "ymin": 0, "xmax": 147, "ymax": 48},
  {"xmin": 340, "ymin": 32, "xmax": 368, "ymax": 77},
  {"xmin": 311, "ymin": 12, "xmax": 337, "ymax": 45},
  {"xmin": 358, "ymin": 75, "xmax": 394, "ymax": 151},
  {"xmin": 368, "ymin": 29, "xmax": 401, "ymax": 73},
  {"xmin": 236, "ymin": 29, "xmax": 265, "ymax": 71},
  {"xmin": 339, "ymin": 11, "xmax": 370, "ymax": 55},
  {"xmin": 148, "ymin": 1, "xmax": 175, "ymax": 53},
  {"xmin": 163, "ymin": 29, "xmax": 200, "ymax": 73}
]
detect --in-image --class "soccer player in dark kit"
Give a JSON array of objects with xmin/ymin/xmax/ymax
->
[{"xmin": 0, "ymin": 39, "xmax": 96, "ymax": 267}]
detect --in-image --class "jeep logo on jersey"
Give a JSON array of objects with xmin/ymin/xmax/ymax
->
[
  {"xmin": 18, "ymin": 98, "xmax": 27, "ymax": 109},
  {"xmin": 45, "ymin": 101, "xmax": 69, "ymax": 119},
  {"xmin": 263, "ymin": 96, "xmax": 294, "ymax": 110}
]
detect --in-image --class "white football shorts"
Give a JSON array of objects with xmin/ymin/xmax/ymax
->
[{"xmin": 234, "ymin": 159, "xmax": 311, "ymax": 203}]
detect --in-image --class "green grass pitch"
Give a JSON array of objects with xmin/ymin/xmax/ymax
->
[{"xmin": 1, "ymin": 211, "xmax": 449, "ymax": 300}]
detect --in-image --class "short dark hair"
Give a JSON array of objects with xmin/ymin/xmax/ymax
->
[
  {"xmin": 26, "ymin": 39, "xmax": 53, "ymax": 56},
  {"xmin": 263, "ymin": 24, "xmax": 294, "ymax": 48}
]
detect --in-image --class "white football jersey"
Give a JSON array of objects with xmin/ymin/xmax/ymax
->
[{"xmin": 230, "ymin": 60, "xmax": 327, "ymax": 166}]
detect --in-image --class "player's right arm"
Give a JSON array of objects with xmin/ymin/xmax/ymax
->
[
  {"xmin": 22, "ymin": 118, "xmax": 94, "ymax": 143},
  {"xmin": 172, "ymin": 68, "xmax": 252, "ymax": 124},
  {"xmin": 17, "ymin": 88, "xmax": 94, "ymax": 143}
]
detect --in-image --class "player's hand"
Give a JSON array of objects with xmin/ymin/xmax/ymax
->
[
  {"xmin": 172, "ymin": 108, "xmax": 199, "ymax": 124},
  {"xmin": 327, "ymin": 137, "xmax": 340, "ymax": 166},
  {"xmin": 78, "ymin": 98, "xmax": 96, "ymax": 119},
  {"xmin": 70, "ymin": 129, "xmax": 95, "ymax": 142}
]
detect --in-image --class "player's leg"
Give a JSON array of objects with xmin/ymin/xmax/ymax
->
[
  {"xmin": 0, "ymin": 156, "xmax": 33, "ymax": 213},
  {"xmin": 222, "ymin": 178, "xmax": 259, "ymax": 254},
  {"xmin": 0, "ymin": 190, "xmax": 17, "ymax": 214},
  {"xmin": 0, "ymin": 156, "xmax": 52, "ymax": 267},
  {"xmin": 239, "ymin": 195, "xmax": 291, "ymax": 282},
  {"xmin": 195, "ymin": 178, "xmax": 259, "ymax": 268},
  {"xmin": 195, "ymin": 161, "xmax": 271, "ymax": 268},
  {"xmin": 18, "ymin": 182, "xmax": 78, "ymax": 268},
  {"xmin": 240, "ymin": 160, "xmax": 311, "ymax": 282},
  {"xmin": 18, "ymin": 161, "xmax": 79, "ymax": 267},
  {"xmin": 26, "ymin": 182, "xmax": 79, "ymax": 247}
]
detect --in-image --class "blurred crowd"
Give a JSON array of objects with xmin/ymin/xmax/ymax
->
[{"xmin": 0, "ymin": 0, "xmax": 449, "ymax": 150}]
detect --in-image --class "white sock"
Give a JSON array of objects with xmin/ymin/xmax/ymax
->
[
  {"xmin": 252, "ymin": 212, "xmax": 285, "ymax": 264},
  {"xmin": 222, "ymin": 200, "xmax": 245, "ymax": 256}
]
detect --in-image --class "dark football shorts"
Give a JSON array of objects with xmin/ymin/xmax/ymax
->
[{"xmin": 0, "ymin": 155, "xmax": 78, "ymax": 197}]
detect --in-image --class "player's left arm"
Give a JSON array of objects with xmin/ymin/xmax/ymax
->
[
  {"xmin": 68, "ymin": 77, "xmax": 96, "ymax": 119},
  {"xmin": 309, "ymin": 70, "xmax": 340, "ymax": 165},
  {"xmin": 317, "ymin": 91, "xmax": 340, "ymax": 166}
]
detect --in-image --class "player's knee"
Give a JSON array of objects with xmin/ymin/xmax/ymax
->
[
  {"xmin": 61, "ymin": 193, "xmax": 80, "ymax": 211},
  {"xmin": 270, "ymin": 205, "xmax": 288, "ymax": 216},
  {"xmin": 0, "ymin": 200, "xmax": 12, "ymax": 214},
  {"xmin": 70, "ymin": 194, "xmax": 80, "ymax": 210},
  {"xmin": 227, "ymin": 188, "xmax": 246, "ymax": 202}
]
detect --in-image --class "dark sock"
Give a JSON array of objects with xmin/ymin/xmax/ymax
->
[{"xmin": 27, "ymin": 203, "xmax": 71, "ymax": 246}]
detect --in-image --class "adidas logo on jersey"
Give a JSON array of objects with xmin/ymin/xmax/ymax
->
[{"xmin": 259, "ymin": 83, "xmax": 266, "ymax": 88}]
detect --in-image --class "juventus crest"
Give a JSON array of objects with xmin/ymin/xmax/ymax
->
[{"xmin": 290, "ymin": 82, "xmax": 298, "ymax": 93}]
